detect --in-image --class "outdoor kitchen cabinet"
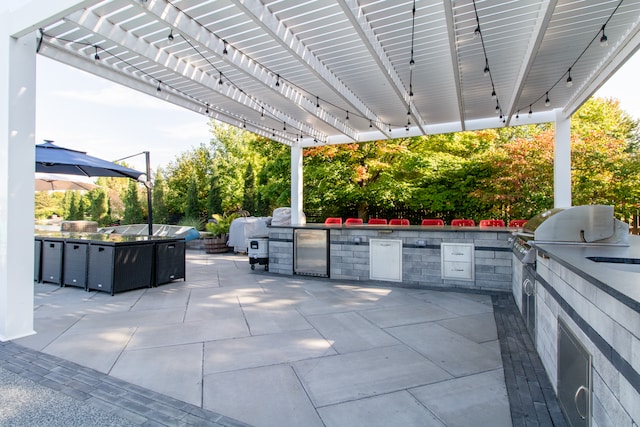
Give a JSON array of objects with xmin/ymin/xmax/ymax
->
[
  {"xmin": 41, "ymin": 238, "xmax": 65, "ymax": 285},
  {"xmin": 155, "ymin": 239, "xmax": 185, "ymax": 285},
  {"xmin": 557, "ymin": 318, "xmax": 591, "ymax": 427},
  {"xmin": 87, "ymin": 240, "xmax": 154, "ymax": 295},
  {"xmin": 369, "ymin": 239, "xmax": 402, "ymax": 282},
  {"xmin": 441, "ymin": 243, "xmax": 474, "ymax": 281},
  {"xmin": 34, "ymin": 238, "xmax": 42, "ymax": 283},
  {"xmin": 63, "ymin": 241, "xmax": 89, "ymax": 289}
]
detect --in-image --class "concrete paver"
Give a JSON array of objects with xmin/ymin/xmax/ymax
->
[{"xmin": 2, "ymin": 251, "xmax": 566, "ymax": 426}]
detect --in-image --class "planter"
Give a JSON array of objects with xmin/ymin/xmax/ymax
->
[{"xmin": 204, "ymin": 236, "xmax": 230, "ymax": 254}]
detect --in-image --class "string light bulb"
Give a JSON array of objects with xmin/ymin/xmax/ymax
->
[
  {"xmin": 545, "ymin": 92, "xmax": 550, "ymax": 107},
  {"xmin": 566, "ymin": 69, "xmax": 573, "ymax": 87},
  {"xmin": 345, "ymin": 111, "xmax": 349, "ymax": 121},
  {"xmin": 222, "ymin": 40, "xmax": 228, "ymax": 55},
  {"xmin": 516, "ymin": 110, "xmax": 520, "ymax": 120},
  {"xmin": 491, "ymin": 87, "xmax": 496, "ymax": 99},
  {"xmin": 156, "ymin": 80, "xmax": 162, "ymax": 93},
  {"xmin": 205, "ymin": 103, "xmax": 209, "ymax": 114},
  {"xmin": 600, "ymin": 25, "xmax": 608, "ymax": 47},
  {"xmin": 260, "ymin": 107, "xmax": 265, "ymax": 121},
  {"xmin": 483, "ymin": 59, "xmax": 490, "ymax": 76},
  {"xmin": 316, "ymin": 96, "xmax": 320, "ymax": 112},
  {"xmin": 218, "ymin": 72, "xmax": 223, "ymax": 86},
  {"xmin": 167, "ymin": 30, "xmax": 174, "ymax": 44},
  {"xmin": 93, "ymin": 45, "xmax": 100, "ymax": 61},
  {"xmin": 275, "ymin": 74, "xmax": 280, "ymax": 87},
  {"xmin": 369, "ymin": 119, "xmax": 373, "ymax": 128},
  {"xmin": 528, "ymin": 105, "xmax": 533, "ymax": 118},
  {"xmin": 409, "ymin": 57, "xmax": 415, "ymax": 70},
  {"xmin": 474, "ymin": 26, "xmax": 481, "ymax": 39}
]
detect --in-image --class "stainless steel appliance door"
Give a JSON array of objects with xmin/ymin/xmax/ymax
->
[{"xmin": 294, "ymin": 229, "xmax": 328, "ymax": 277}]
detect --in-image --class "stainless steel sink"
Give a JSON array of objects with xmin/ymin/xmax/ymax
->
[{"xmin": 586, "ymin": 257, "xmax": 640, "ymax": 273}]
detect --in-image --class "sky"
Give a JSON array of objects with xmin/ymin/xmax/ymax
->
[{"xmin": 35, "ymin": 50, "xmax": 640, "ymax": 174}]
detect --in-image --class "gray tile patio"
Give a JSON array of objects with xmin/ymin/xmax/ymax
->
[{"xmin": 4, "ymin": 250, "xmax": 566, "ymax": 426}]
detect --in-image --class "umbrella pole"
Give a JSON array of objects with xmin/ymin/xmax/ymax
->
[{"xmin": 145, "ymin": 151, "xmax": 153, "ymax": 236}]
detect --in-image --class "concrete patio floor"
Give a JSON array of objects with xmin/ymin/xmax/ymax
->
[{"xmin": 6, "ymin": 251, "xmax": 562, "ymax": 426}]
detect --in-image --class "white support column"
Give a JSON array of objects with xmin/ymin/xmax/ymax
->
[
  {"xmin": 290, "ymin": 145, "xmax": 305, "ymax": 225},
  {"xmin": 554, "ymin": 109, "xmax": 572, "ymax": 208},
  {"xmin": 0, "ymin": 17, "xmax": 37, "ymax": 341}
]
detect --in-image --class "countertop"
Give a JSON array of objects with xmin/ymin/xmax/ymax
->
[
  {"xmin": 533, "ymin": 235, "xmax": 640, "ymax": 312},
  {"xmin": 269, "ymin": 223, "xmax": 517, "ymax": 232},
  {"xmin": 35, "ymin": 232, "xmax": 183, "ymax": 243}
]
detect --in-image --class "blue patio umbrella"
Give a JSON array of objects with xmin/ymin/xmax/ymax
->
[{"xmin": 35, "ymin": 140, "xmax": 144, "ymax": 180}]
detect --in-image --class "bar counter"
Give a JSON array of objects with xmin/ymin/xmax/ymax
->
[
  {"xmin": 35, "ymin": 232, "xmax": 185, "ymax": 294},
  {"xmin": 267, "ymin": 223, "xmax": 516, "ymax": 292}
]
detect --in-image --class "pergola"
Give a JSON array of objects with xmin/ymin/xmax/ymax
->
[{"xmin": 2, "ymin": 0, "xmax": 640, "ymax": 339}]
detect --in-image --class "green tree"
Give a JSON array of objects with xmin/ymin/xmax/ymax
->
[
  {"xmin": 122, "ymin": 180, "xmax": 144, "ymax": 224},
  {"xmin": 152, "ymin": 168, "xmax": 169, "ymax": 224},
  {"xmin": 88, "ymin": 188, "xmax": 109, "ymax": 225},
  {"xmin": 207, "ymin": 170, "xmax": 223, "ymax": 216},
  {"xmin": 67, "ymin": 191, "xmax": 79, "ymax": 220},
  {"xmin": 242, "ymin": 163, "xmax": 256, "ymax": 214},
  {"xmin": 184, "ymin": 176, "xmax": 200, "ymax": 219}
]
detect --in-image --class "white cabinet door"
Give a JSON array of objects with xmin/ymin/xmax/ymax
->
[
  {"xmin": 369, "ymin": 239, "xmax": 402, "ymax": 282},
  {"xmin": 441, "ymin": 243, "xmax": 474, "ymax": 281}
]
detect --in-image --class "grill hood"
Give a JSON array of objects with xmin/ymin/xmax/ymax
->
[{"xmin": 523, "ymin": 205, "xmax": 629, "ymax": 245}]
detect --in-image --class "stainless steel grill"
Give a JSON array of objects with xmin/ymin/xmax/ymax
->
[{"xmin": 512, "ymin": 205, "xmax": 630, "ymax": 264}]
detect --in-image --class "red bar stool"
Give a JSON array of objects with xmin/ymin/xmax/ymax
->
[
  {"xmin": 508, "ymin": 219, "xmax": 528, "ymax": 228},
  {"xmin": 367, "ymin": 218, "xmax": 387, "ymax": 225},
  {"xmin": 479, "ymin": 219, "xmax": 505, "ymax": 227},
  {"xmin": 451, "ymin": 219, "xmax": 475, "ymax": 227},
  {"xmin": 421, "ymin": 219, "xmax": 444, "ymax": 226},
  {"xmin": 389, "ymin": 218, "xmax": 410, "ymax": 226},
  {"xmin": 345, "ymin": 218, "xmax": 363, "ymax": 225},
  {"xmin": 324, "ymin": 217, "xmax": 342, "ymax": 225}
]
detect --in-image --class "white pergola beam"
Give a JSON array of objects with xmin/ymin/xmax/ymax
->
[
  {"xmin": 139, "ymin": 0, "xmax": 356, "ymax": 142},
  {"xmin": 442, "ymin": 0, "xmax": 465, "ymax": 130},
  {"xmin": 337, "ymin": 0, "xmax": 420, "ymax": 135},
  {"xmin": 563, "ymin": 15, "xmax": 640, "ymax": 118},
  {"xmin": 38, "ymin": 42, "xmax": 296, "ymax": 146},
  {"xmin": 505, "ymin": 0, "xmax": 557, "ymax": 124},
  {"xmin": 10, "ymin": 0, "xmax": 99, "ymax": 38},
  {"xmin": 64, "ymin": 7, "xmax": 315, "ymax": 142},
  {"xmin": 234, "ymin": 0, "xmax": 384, "ymax": 135}
]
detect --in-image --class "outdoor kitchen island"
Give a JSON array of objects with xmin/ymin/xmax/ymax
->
[
  {"xmin": 525, "ymin": 238, "xmax": 640, "ymax": 427},
  {"xmin": 267, "ymin": 223, "xmax": 514, "ymax": 292},
  {"xmin": 509, "ymin": 206, "xmax": 640, "ymax": 426}
]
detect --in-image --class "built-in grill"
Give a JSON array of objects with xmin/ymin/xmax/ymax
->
[{"xmin": 513, "ymin": 205, "xmax": 629, "ymax": 264}]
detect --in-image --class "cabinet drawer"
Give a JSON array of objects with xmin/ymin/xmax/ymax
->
[
  {"xmin": 442, "ymin": 261, "xmax": 473, "ymax": 280},
  {"xmin": 441, "ymin": 243, "xmax": 473, "ymax": 261}
]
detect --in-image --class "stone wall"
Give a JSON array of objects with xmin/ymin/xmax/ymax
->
[{"xmin": 268, "ymin": 225, "xmax": 513, "ymax": 292}]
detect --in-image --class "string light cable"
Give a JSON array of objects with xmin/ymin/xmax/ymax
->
[{"xmin": 516, "ymin": 0, "xmax": 624, "ymax": 117}]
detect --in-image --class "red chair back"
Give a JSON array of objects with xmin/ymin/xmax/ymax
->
[
  {"xmin": 389, "ymin": 218, "xmax": 410, "ymax": 226},
  {"xmin": 421, "ymin": 219, "xmax": 444, "ymax": 226},
  {"xmin": 367, "ymin": 218, "xmax": 387, "ymax": 225},
  {"xmin": 508, "ymin": 219, "xmax": 528, "ymax": 228},
  {"xmin": 479, "ymin": 219, "xmax": 505, "ymax": 227},
  {"xmin": 345, "ymin": 218, "xmax": 363, "ymax": 225},
  {"xmin": 324, "ymin": 217, "xmax": 342, "ymax": 225},
  {"xmin": 451, "ymin": 219, "xmax": 475, "ymax": 227}
]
